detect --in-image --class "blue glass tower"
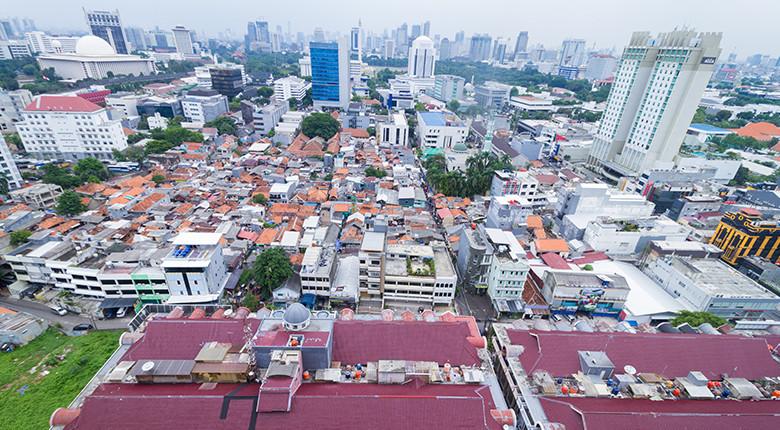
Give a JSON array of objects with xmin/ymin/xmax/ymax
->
[{"xmin": 310, "ymin": 40, "xmax": 349, "ymax": 108}]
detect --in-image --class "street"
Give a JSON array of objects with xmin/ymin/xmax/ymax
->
[{"xmin": 0, "ymin": 297, "xmax": 130, "ymax": 332}]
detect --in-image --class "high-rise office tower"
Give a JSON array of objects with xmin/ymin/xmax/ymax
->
[
  {"xmin": 408, "ymin": 36, "xmax": 436, "ymax": 78},
  {"xmin": 350, "ymin": 26, "xmax": 361, "ymax": 62},
  {"xmin": 383, "ymin": 39, "xmax": 395, "ymax": 59},
  {"xmin": 84, "ymin": 8, "xmax": 129, "ymax": 54},
  {"xmin": 313, "ymin": 27, "xmax": 326, "ymax": 42},
  {"xmin": 125, "ymin": 27, "xmax": 147, "ymax": 51},
  {"xmin": 513, "ymin": 31, "xmax": 528, "ymax": 58},
  {"xmin": 439, "ymin": 38, "xmax": 452, "ymax": 60},
  {"xmin": 423, "ymin": 21, "xmax": 431, "ymax": 37},
  {"xmin": 396, "ymin": 23, "xmax": 408, "ymax": 56},
  {"xmin": 560, "ymin": 39, "xmax": 586, "ymax": 66},
  {"xmin": 469, "ymin": 34, "xmax": 492, "ymax": 61},
  {"xmin": 588, "ymin": 29, "xmax": 722, "ymax": 181},
  {"xmin": 411, "ymin": 24, "xmax": 421, "ymax": 40},
  {"xmin": 492, "ymin": 38, "xmax": 507, "ymax": 63},
  {"xmin": 172, "ymin": 26, "xmax": 195, "ymax": 55},
  {"xmin": 310, "ymin": 38, "xmax": 350, "ymax": 109},
  {"xmin": 245, "ymin": 20, "xmax": 271, "ymax": 52}
]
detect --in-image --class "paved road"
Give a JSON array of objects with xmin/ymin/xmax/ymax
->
[{"xmin": 0, "ymin": 297, "xmax": 130, "ymax": 331}]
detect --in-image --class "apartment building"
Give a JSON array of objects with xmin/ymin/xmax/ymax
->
[
  {"xmin": 540, "ymin": 270, "xmax": 629, "ymax": 317},
  {"xmin": 376, "ymin": 113, "xmax": 409, "ymax": 147},
  {"xmin": 382, "ymin": 244, "xmax": 456, "ymax": 306},
  {"xmin": 161, "ymin": 232, "xmax": 229, "ymax": 302},
  {"xmin": 180, "ymin": 89, "xmax": 229, "ymax": 123},
  {"xmin": 8, "ymin": 183, "xmax": 62, "ymax": 209},
  {"xmin": 273, "ymin": 76, "xmax": 311, "ymax": 103},
  {"xmin": 416, "ymin": 111, "xmax": 467, "ymax": 149},
  {"xmin": 16, "ymin": 95, "xmax": 128, "ymax": 160}
]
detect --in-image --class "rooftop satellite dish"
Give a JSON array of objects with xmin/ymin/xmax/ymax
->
[
  {"xmin": 141, "ymin": 361, "xmax": 155, "ymax": 372},
  {"xmin": 624, "ymin": 365, "xmax": 637, "ymax": 376}
]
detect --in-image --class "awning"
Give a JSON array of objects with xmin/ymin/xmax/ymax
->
[{"xmin": 99, "ymin": 297, "xmax": 138, "ymax": 309}]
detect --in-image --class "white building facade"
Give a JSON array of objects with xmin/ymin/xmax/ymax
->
[
  {"xmin": 16, "ymin": 95, "xmax": 128, "ymax": 160},
  {"xmin": 273, "ymin": 76, "xmax": 312, "ymax": 103}
]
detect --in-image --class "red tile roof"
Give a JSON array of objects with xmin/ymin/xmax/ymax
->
[
  {"xmin": 121, "ymin": 319, "xmax": 261, "ymax": 361},
  {"xmin": 331, "ymin": 320, "xmax": 481, "ymax": 365},
  {"xmin": 540, "ymin": 253, "xmax": 570, "ymax": 270},
  {"xmin": 67, "ymin": 381, "xmax": 503, "ymax": 430},
  {"xmin": 507, "ymin": 329, "xmax": 780, "ymax": 380},
  {"xmin": 25, "ymin": 95, "xmax": 102, "ymax": 112},
  {"xmin": 537, "ymin": 396, "xmax": 780, "ymax": 430}
]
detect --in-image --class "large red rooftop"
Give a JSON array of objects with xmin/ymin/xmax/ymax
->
[
  {"xmin": 66, "ymin": 381, "xmax": 504, "ymax": 430},
  {"xmin": 507, "ymin": 329, "xmax": 780, "ymax": 380},
  {"xmin": 25, "ymin": 95, "xmax": 102, "ymax": 112},
  {"xmin": 332, "ymin": 320, "xmax": 481, "ymax": 365},
  {"xmin": 538, "ymin": 396, "xmax": 780, "ymax": 430}
]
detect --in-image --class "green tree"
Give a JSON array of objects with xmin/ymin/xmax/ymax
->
[
  {"xmin": 41, "ymin": 164, "xmax": 83, "ymax": 189},
  {"xmin": 714, "ymin": 110, "xmax": 732, "ymax": 122},
  {"xmin": 10, "ymin": 229, "xmax": 32, "ymax": 246},
  {"xmin": 364, "ymin": 166, "xmax": 387, "ymax": 178},
  {"xmin": 447, "ymin": 100, "xmax": 461, "ymax": 112},
  {"xmin": 736, "ymin": 111, "xmax": 755, "ymax": 121},
  {"xmin": 247, "ymin": 247, "xmax": 294, "ymax": 298},
  {"xmin": 0, "ymin": 175, "xmax": 8, "ymax": 195},
  {"xmin": 300, "ymin": 112, "xmax": 340, "ymax": 139},
  {"xmin": 509, "ymin": 86, "xmax": 519, "ymax": 97},
  {"xmin": 670, "ymin": 311, "xmax": 727, "ymax": 328},
  {"xmin": 242, "ymin": 292, "xmax": 261, "ymax": 310},
  {"xmin": 257, "ymin": 86, "xmax": 274, "ymax": 98},
  {"xmin": 73, "ymin": 158, "xmax": 109, "ymax": 182},
  {"xmin": 288, "ymin": 97, "xmax": 298, "ymax": 110},
  {"xmin": 151, "ymin": 174, "xmax": 166, "ymax": 185},
  {"xmin": 367, "ymin": 126, "xmax": 376, "ymax": 137},
  {"xmin": 414, "ymin": 102, "xmax": 427, "ymax": 112},
  {"xmin": 205, "ymin": 116, "xmax": 237, "ymax": 136},
  {"xmin": 143, "ymin": 140, "xmax": 175, "ymax": 155},
  {"xmin": 252, "ymin": 193, "xmax": 268, "ymax": 204},
  {"xmin": 5, "ymin": 133, "xmax": 24, "ymax": 152},
  {"xmin": 56, "ymin": 191, "xmax": 87, "ymax": 216}
]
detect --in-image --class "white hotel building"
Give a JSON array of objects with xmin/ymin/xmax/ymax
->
[
  {"xmin": 588, "ymin": 30, "xmax": 721, "ymax": 181},
  {"xmin": 16, "ymin": 95, "xmax": 128, "ymax": 160},
  {"xmin": 273, "ymin": 76, "xmax": 312, "ymax": 103}
]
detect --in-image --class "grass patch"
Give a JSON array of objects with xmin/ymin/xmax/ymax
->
[{"xmin": 0, "ymin": 328, "xmax": 121, "ymax": 430}]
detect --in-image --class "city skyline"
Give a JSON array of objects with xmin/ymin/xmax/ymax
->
[{"xmin": 3, "ymin": 0, "xmax": 779, "ymax": 58}]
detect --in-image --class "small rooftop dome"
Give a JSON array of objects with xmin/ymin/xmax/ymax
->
[{"xmin": 283, "ymin": 303, "xmax": 311, "ymax": 330}]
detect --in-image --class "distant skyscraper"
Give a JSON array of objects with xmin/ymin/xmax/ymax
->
[
  {"xmin": 584, "ymin": 54, "xmax": 618, "ymax": 81},
  {"xmin": 125, "ymin": 27, "xmax": 147, "ymax": 51},
  {"xmin": 350, "ymin": 26, "xmax": 361, "ymax": 61},
  {"xmin": 245, "ymin": 20, "xmax": 271, "ymax": 52},
  {"xmin": 313, "ymin": 27, "xmax": 326, "ymax": 42},
  {"xmin": 24, "ymin": 31, "xmax": 53, "ymax": 53},
  {"xmin": 310, "ymin": 39, "xmax": 350, "ymax": 109},
  {"xmin": 423, "ymin": 21, "xmax": 431, "ymax": 37},
  {"xmin": 411, "ymin": 24, "xmax": 421, "ymax": 40},
  {"xmin": 559, "ymin": 39, "xmax": 586, "ymax": 66},
  {"xmin": 588, "ymin": 30, "xmax": 722, "ymax": 180},
  {"xmin": 439, "ymin": 38, "xmax": 452, "ymax": 60},
  {"xmin": 469, "ymin": 34, "xmax": 492, "ymax": 61},
  {"xmin": 383, "ymin": 39, "xmax": 395, "ymax": 59},
  {"xmin": 492, "ymin": 38, "xmax": 507, "ymax": 63},
  {"xmin": 408, "ymin": 36, "xmax": 435, "ymax": 78},
  {"xmin": 396, "ymin": 23, "xmax": 408, "ymax": 56},
  {"xmin": 172, "ymin": 26, "xmax": 195, "ymax": 55},
  {"xmin": 513, "ymin": 31, "xmax": 528, "ymax": 58},
  {"xmin": 84, "ymin": 8, "xmax": 129, "ymax": 54}
]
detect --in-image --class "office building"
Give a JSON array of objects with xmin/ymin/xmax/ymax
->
[
  {"xmin": 644, "ymin": 256, "xmax": 780, "ymax": 319},
  {"xmin": 36, "ymin": 35, "xmax": 156, "ymax": 80},
  {"xmin": 581, "ymin": 216, "xmax": 690, "ymax": 256},
  {"xmin": 588, "ymin": 30, "xmax": 722, "ymax": 180},
  {"xmin": 0, "ymin": 40, "xmax": 32, "ymax": 60},
  {"xmin": 408, "ymin": 36, "xmax": 435, "ymax": 78},
  {"xmin": 383, "ymin": 39, "xmax": 394, "ymax": 59},
  {"xmin": 382, "ymin": 243, "xmax": 457, "ymax": 307},
  {"xmin": 490, "ymin": 170, "xmax": 539, "ymax": 197},
  {"xmin": 273, "ymin": 76, "xmax": 311, "ymax": 103},
  {"xmin": 180, "ymin": 89, "xmax": 228, "ymax": 123},
  {"xmin": 433, "ymin": 74, "xmax": 465, "ymax": 102},
  {"xmin": 0, "ymin": 134, "xmax": 23, "ymax": 190},
  {"xmin": 84, "ymin": 8, "xmax": 129, "ymax": 54},
  {"xmin": 349, "ymin": 26, "xmax": 361, "ymax": 62},
  {"xmin": 0, "ymin": 88, "xmax": 33, "ymax": 133},
  {"xmin": 439, "ymin": 38, "xmax": 452, "ymax": 60},
  {"xmin": 298, "ymin": 56, "xmax": 311, "ymax": 77},
  {"xmin": 557, "ymin": 183, "xmax": 655, "ymax": 240},
  {"xmin": 248, "ymin": 101, "xmax": 288, "ymax": 135},
  {"xmin": 423, "ymin": 21, "xmax": 431, "ymax": 37},
  {"xmin": 469, "ymin": 34, "xmax": 492, "ymax": 61},
  {"xmin": 310, "ymin": 39, "xmax": 350, "ymax": 109},
  {"xmin": 16, "ymin": 95, "xmax": 128, "ymax": 160},
  {"xmin": 245, "ymin": 20, "xmax": 271, "ymax": 52},
  {"xmin": 24, "ymin": 31, "xmax": 53, "ymax": 53},
  {"xmin": 513, "ymin": 31, "xmax": 528, "ymax": 58},
  {"xmin": 475, "ymin": 81, "xmax": 512, "ymax": 110},
  {"xmin": 171, "ymin": 26, "xmax": 195, "ymax": 56},
  {"xmin": 209, "ymin": 64, "xmax": 245, "ymax": 98},
  {"xmin": 559, "ymin": 39, "xmax": 586, "ymax": 66},
  {"xmin": 492, "ymin": 38, "xmax": 508, "ymax": 63},
  {"xmin": 584, "ymin": 54, "xmax": 618, "ymax": 81},
  {"xmin": 541, "ymin": 270, "xmax": 629, "ymax": 317},
  {"xmin": 124, "ymin": 27, "xmax": 146, "ymax": 51},
  {"xmin": 416, "ymin": 111, "xmax": 467, "ymax": 149},
  {"xmin": 709, "ymin": 208, "xmax": 780, "ymax": 265},
  {"xmin": 376, "ymin": 113, "xmax": 408, "ymax": 147}
]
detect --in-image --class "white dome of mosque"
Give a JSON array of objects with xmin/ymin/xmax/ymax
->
[
  {"xmin": 412, "ymin": 35, "xmax": 434, "ymax": 49},
  {"xmin": 283, "ymin": 303, "xmax": 311, "ymax": 330},
  {"xmin": 75, "ymin": 35, "xmax": 116, "ymax": 56}
]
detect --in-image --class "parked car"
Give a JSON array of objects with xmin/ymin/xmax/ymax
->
[
  {"xmin": 0, "ymin": 342, "xmax": 16, "ymax": 353},
  {"xmin": 49, "ymin": 304, "xmax": 67, "ymax": 316},
  {"xmin": 72, "ymin": 323, "xmax": 94, "ymax": 331},
  {"xmin": 116, "ymin": 307, "xmax": 127, "ymax": 318}
]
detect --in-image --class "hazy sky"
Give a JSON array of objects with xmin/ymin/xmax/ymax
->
[{"xmin": 5, "ymin": 0, "xmax": 779, "ymax": 58}]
